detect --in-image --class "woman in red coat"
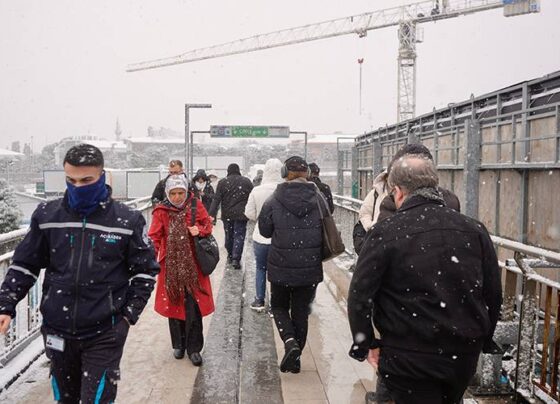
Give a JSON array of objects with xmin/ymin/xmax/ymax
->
[{"xmin": 148, "ymin": 175, "xmax": 215, "ymax": 366}]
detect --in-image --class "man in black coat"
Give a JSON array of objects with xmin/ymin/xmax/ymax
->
[
  {"xmin": 151, "ymin": 159, "xmax": 186, "ymax": 205},
  {"xmin": 376, "ymin": 143, "xmax": 460, "ymax": 222},
  {"xmin": 208, "ymin": 163, "xmax": 253, "ymax": 269},
  {"xmin": 259, "ymin": 156, "xmax": 324, "ymax": 374},
  {"xmin": 308, "ymin": 162, "xmax": 334, "ymax": 214},
  {"xmin": 348, "ymin": 155, "xmax": 502, "ymax": 404},
  {"xmin": 0, "ymin": 144, "xmax": 159, "ymax": 403}
]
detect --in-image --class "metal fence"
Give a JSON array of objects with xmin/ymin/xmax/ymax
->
[
  {"xmin": 0, "ymin": 196, "xmax": 153, "ymax": 367},
  {"xmin": 333, "ymin": 194, "xmax": 560, "ymax": 403}
]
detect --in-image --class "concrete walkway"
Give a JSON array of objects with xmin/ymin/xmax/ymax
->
[{"xmin": 0, "ymin": 223, "xmax": 374, "ymax": 404}]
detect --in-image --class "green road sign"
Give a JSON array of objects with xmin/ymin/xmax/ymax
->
[{"xmin": 210, "ymin": 125, "xmax": 290, "ymax": 138}]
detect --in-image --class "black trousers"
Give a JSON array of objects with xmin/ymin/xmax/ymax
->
[
  {"xmin": 168, "ymin": 293, "xmax": 204, "ymax": 355},
  {"xmin": 379, "ymin": 346, "xmax": 479, "ymax": 404},
  {"xmin": 270, "ymin": 283, "xmax": 317, "ymax": 351},
  {"xmin": 42, "ymin": 318, "xmax": 129, "ymax": 404}
]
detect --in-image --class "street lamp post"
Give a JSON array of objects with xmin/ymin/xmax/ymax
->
[{"xmin": 185, "ymin": 104, "xmax": 212, "ymax": 178}]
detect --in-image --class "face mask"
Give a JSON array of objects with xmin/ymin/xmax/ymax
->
[
  {"xmin": 66, "ymin": 172, "xmax": 109, "ymax": 216},
  {"xmin": 195, "ymin": 182, "xmax": 205, "ymax": 191}
]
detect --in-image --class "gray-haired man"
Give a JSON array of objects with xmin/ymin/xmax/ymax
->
[{"xmin": 348, "ymin": 155, "xmax": 502, "ymax": 404}]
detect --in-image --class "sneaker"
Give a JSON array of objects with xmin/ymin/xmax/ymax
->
[
  {"xmin": 189, "ymin": 352, "xmax": 203, "ymax": 366},
  {"xmin": 250, "ymin": 299, "xmax": 265, "ymax": 312},
  {"xmin": 280, "ymin": 339, "xmax": 301, "ymax": 373},
  {"xmin": 231, "ymin": 259, "xmax": 241, "ymax": 270},
  {"xmin": 226, "ymin": 255, "xmax": 233, "ymax": 264},
  {"xmin": 173, "ymin": 349, "xmax": 185, "ymax": 359}
]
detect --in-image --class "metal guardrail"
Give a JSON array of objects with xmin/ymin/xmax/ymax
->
[
  {"xmin": 0, "ymin": 196, "xmax": 153, "ymax": 367},
  {"xmin": 332, "ymin": 194, "xmax": 560, "ymax": 403}
]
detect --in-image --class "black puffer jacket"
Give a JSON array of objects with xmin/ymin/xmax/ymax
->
[
  {"xmin": 258, "ymin": 180, "xmax": 323, "ymax": 287},
  {"xmin": 208, "ymin": 173, "xmax": 253, "ymax": 221},
  {"xmin": 309, "ymin": 176, "xmax": 334, "ymax": 213},
  {"xmin": 348, "ymin": 195, "xmax": 502, "ymax": 360}
]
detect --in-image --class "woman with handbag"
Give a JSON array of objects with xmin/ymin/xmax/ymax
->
[{"xmin": 148, "ymin": 175, "xmax": 215, "ymax": 366}]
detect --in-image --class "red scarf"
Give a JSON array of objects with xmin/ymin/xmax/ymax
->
[{"xmin": 165, "ymin": 208, "xmax": 204, "ymax": 304}]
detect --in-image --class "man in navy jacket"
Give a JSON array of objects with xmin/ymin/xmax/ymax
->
[{"xmin": 0, "ymin": 144, "xmax": 159, "ymax": 404}]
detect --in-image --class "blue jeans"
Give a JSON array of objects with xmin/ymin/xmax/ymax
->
[
  {"xmin": 253, "ymin": 241, "xmax": 270, "ymax": 302},
  {"xmin": 223, "ymin": 219, "xmax": 247, "ymax": 261}
]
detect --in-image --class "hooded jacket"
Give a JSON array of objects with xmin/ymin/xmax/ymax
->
[
  {"xmin": 244, "ymin": 159, "xmax": 284, "ymax": 245},
  {"xmin": 258, "ymin": 179, "xmax": 323, "ymax": 286},
  {"xmin": 208, "ymin": 165, "xmax": 253, "ymax": 221},
  {"xmin": 358, "ymin": 171, "xmax": 388, "ymax": 231},
  {"xmin": 0, "ymin": 189, "xmax": 160, "ymax": 339},
  {"xmin": 348, "ymin": 195, "xmax": 502, "ymax": 360}
]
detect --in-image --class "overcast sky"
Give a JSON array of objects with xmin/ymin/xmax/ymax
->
[{"xmin": 1, "ymin": 0, "xmax": 559, "ymax": 151}]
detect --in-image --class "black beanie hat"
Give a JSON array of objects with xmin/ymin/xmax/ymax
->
[
  {"xmin": 308, "ymin": 163, "xmax": 320, "ymax": 175},
  {"xmin": 284, "ymin": 156, "xmax": 308, "ymax": 172}
]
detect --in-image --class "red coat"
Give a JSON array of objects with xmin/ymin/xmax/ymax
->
[{"xmin": 148, "ymin": 194, "xmax": 215, "ymax": 320}]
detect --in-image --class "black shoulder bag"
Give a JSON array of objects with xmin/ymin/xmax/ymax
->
[
  {"xmin": 316, "ymin": 193, "xmax": 345, "ymax": 261},
  {"xmin": 191, "ymin": 198, "xmax": 220, "ymax": 276},
  {"xmin": 352, "ymin": 190, "xmax": 378, "ymax": 255}
]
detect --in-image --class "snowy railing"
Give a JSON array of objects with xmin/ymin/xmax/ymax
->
[
  {"xmin": 332, "ymin": 194, "xmax": 560, "ymax": 403},
  {"xmin": 0, "ymin": 196, "xmax": 154, "ymax": 367}
]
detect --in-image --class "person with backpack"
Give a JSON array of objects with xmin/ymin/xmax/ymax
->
[{"xmin": 148, "ymin": 175, "xmax": 215, "ymax": 366}]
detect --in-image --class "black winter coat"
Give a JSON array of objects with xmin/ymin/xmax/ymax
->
[
  {"xmin": 309, "ymin": 177, "xmax": 334, "ymax": 214},
  {"xmin": 348, "ymin": 195, "xmax": 502, "ymax": 360},
  {"xmin": 0, "ymin": 192, "xmax": 160, "ymax": 339},
  {"xmin": 208, "ymin": 173, "xmax": 253, "ymax": 220},
  {"xmin": 258, "ymin": 180, "xmax": 323, "ymax": 287},
  {"xmin": 192, "ymin": 182, "xmax": 215, "ymax": 212}
]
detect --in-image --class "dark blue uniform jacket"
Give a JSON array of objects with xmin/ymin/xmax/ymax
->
[{"xmin": 0, "ymin": 193, "xmax": 160, "ymax": 339}]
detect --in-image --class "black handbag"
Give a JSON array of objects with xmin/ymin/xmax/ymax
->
[
  {"xmin": 316, "ymin": 193, "xmax": 345, "ymax": 261},
  {"xmin": 352, "ymin": 190, "xmax": 378, "ymax": 255},
  {"xmin": 191, "ymin": 198, "xmax": 220, "ymax": 276}
]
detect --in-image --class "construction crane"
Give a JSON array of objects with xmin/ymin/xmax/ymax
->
[{"xmin": 127, "ymin": 0, "xmax": 540, "ymax": 123}]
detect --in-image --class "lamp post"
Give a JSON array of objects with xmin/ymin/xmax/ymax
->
[{"xmin": 185, "ymin": 104, "xmax": 212, "ymax": 178}]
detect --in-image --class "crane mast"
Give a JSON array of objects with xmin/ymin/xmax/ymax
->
[{"xmin": 127, "ymin": 0, "xmax": 539, "ymax": 122}]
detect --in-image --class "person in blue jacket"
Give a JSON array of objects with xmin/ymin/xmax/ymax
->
[{"xmin": 0, "ymin": 144, "xmax": 160, "ymax": 404}]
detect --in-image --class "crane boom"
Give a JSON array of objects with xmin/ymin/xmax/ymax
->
[{"xmin": 126, "ymin": 0, "xmax": 503, "ymax": 73}]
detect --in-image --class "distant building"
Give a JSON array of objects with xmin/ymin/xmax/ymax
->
[{"xmin": 53, "ymin": 135, "xmax": 127, "ymax": 166}]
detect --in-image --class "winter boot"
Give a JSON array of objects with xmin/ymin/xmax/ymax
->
[
  {"xmin": 280, "ymin": 338, "xmax": 301, "ymax": 373},
  {"xmin": 173, "ymin": 349, "xmax": 185, "ymax": 359}
]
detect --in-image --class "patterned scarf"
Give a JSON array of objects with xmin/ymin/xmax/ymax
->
[{"xmin": 165, "ymin": 208, "xmax": 203, "ymax": 304}]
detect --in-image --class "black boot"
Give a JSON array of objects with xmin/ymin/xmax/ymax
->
[
  {"xmin": 280, "ymin": 338, "xmax": 301, "ymax": 373},
  {"xmin": 173, "ymin": 349, "xmax": 185, "ymax": 359},
  {"xmin": 189, "ymin": 352, "xmax": 203, "ymax": 366}
]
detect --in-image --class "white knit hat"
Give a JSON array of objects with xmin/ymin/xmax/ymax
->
[{"xmin": 165, "ymin": 175, "xmax": 188, "ymax": 200}]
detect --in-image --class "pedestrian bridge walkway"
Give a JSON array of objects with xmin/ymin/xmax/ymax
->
[{"xmin": 0, "ymin": 224, "xmax": 374, "ymax": 404}]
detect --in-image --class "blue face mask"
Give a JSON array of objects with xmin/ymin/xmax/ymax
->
[{"xmin": 66, "ymin": 172, "xmax": 109, "ymax": 216}]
